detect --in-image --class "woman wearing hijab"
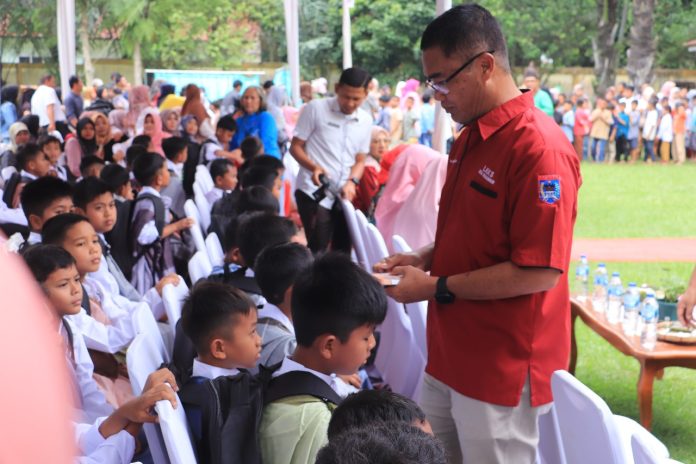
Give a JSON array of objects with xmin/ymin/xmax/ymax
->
[
  {"xmin": 181, "ymin": 84, "xmax": 214, "ymax": 139},
  {"xmin": 0, "ymin": 122, "xmax": 31, "ymax": 169},
  {"xmin": 160, "ymin": 108, "xmax": 181, "ymax": 137},
  {"xmin": 135, "ymin": 107, "xmax": 168, "ymax": 156},
  {"xmin": 125, "ymin": 84, "xmax": 151, "ymax": 136},
  {"xmin": 1, "ymin": 85, "xmax": 19, "ymax": 145},
  {"xmin": 19, "ymin": 114, "xmax": 39, "ymax": 141},
  {"xmin": 65, "ymin": 117, "xmax": 98, "ymax": 177},
  {"xmin": 353, "ymin": 126, "xmax": 390, "ymax": 219},
  {"xmin": 230, "ymin": 86, "xmax": 280, "ymax": 158},
  {"xmin": 266, "ymin": 85, "xmax": 289, "ymax": 145},
  {"xmin": 89, "ymin": 111, "xmax": 127, "ymax": 163}
]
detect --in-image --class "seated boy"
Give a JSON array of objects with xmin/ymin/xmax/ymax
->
[
  {"xmin": 207, "ymin": 158, "xmax": 238, "ymax": 206},
  {"xmin": 255, "ymin": 242, "xmax": 313, "ymax": 367},
  {"xmin": 237, "ymin": 185, "xmax": 279, "ymax": 216},
  {"xmin": 38, "ymin": 134, "xmax": 68, "ymax": 181},
  {"xmin": 240, "ymin": 135, "xmax": 264, "ymax": 162},
  {"xmin": 161, "ymin": 136, "xmax": 188, "ymax": 219},
  {"xmin": 80, "ymin": 155, "xmax": 106, "ymax": 179},
  {"xmin": 130, "ymin": 152, "xmax": 194, "ymax": 295},
  {"xmin": 259, "ymin": 252, "xmax": 387, "ymax": 464},
  {"xmin": 100, "ymin": 164, "xmax": 136, "ymax": 282},
  {"xmin": 4, "ymin": 143, "xmax": 53, "ymax": 209},
  {"xmin": 179, "ymin": 280, "xmax": 264, "ymax": 463},
  {"xmin": 100, "ymin": 164, "xmax": 134, "ymax": 203},
  {"xmin": 19, "ymin": 176, "xmax": 74, "ymax": 245},
  {"xmin": 240, "ymin": 166, "xmax": 281, "ymax": 200},
  {"xmin": 201, "ymin": 115, "xmax": 241, "ymax": 163}
]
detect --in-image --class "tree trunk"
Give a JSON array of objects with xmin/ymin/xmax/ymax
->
[
  {"xmin": 133, "ymin": 41, "xmax": 143, "ymax": 85},
  {"xmin": 79, "ymin": 11, "xmax": 95, "ymax": 85},
  {"xmin": 592, "ymin": 0, "xmax": 620, "ymax": 96},
  {"xmin": 626, "ymin": 0, "xmax": 656, "ymax": 89}
]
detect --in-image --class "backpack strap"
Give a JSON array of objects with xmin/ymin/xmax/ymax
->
[
  {"xmin": 61, "ymin": 317, "xmax": 74, "ymax": 355},
  {"xmin": 134, "ymin": 193, "xmax": 166, "ymax": 235},
  {"xmin": 264, "ymin": 371, "xmax": 342, "ymax": 406},
  {"xmin": 80, "ymin": 284, "xmax": 91, "ymax": 316},
  {"xmin": 2, "ymin": 172, "xmax": 20, "ymax": 207}
]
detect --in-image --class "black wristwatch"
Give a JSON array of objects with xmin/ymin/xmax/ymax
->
[
  {"xmin": 350, "ymin": 177, "xmax": 360, "ymax": 186},
  {"xmin": 435, "ymin": 276, "xmax": 455, "ymax": 304}
]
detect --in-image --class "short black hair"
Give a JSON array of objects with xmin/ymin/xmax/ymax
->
[
  {"xmin": 316, "ymin": 423, "xmax": 446, "ymax": 464},
  {"xmin": 328, "ymin": 390, "xmax": 427, "ymax": 440},
  {"xmin": 73, "ymin": 177, "xmax": 112, "ymax": 210},
  {"xmin": 126, "ymin": 144, "xmax": 148, "ymax": 169},
  {"xmin": 262, "ymin": 80, "xmax": 274, "ymax": 90},
  {"xmin": 37, "ymin": 134, "xmax": 61, "ymax": 150},
  {"xmin": 162, "ymin": 136, "xmax": 188, "ymax": 161},
  {"xmin": 233, "ymin": 80, "xmax": 243, "ymax": 88},
  {"xmin": 41, "ymin": 213, "xmax": 91, "ymax": 246},
  {"xmin": 16, "ymin": 143, "xmax": 43, "ymax": 171},
  {"xmin": 79, "ymin": 155, "xmax": 105, "ymax": 178},
  {"xmin": 20, "ymin": 177, "xmax": 73, "ymax": 220},
  {"xmin": 236, "ymin": 212, "xmax": 297, "ymax": 269},
  {"xmin": 292, "ymin": 252, "xmax": 387, "ymax": 347},
  {"xmin": 241, "ymin": 166, "xmax": 278, "ymax": 191},
  {"xmin": 422, "ymin": 94, "xmax": 432, "ymax": 104},
  {"xmin": 237, "ymin": 185, "xmax": 279, "ymax": 216},
  {"xmin": 222, "ymin": 215, "xmax": 241, "ymax": 253},
  {"xmin": 21, "ymin": 244, "xmax": 76, "ymax": 284},
  {"xmin": 181, "ymin": 280, "xmax": 255, "ymax": 354},
  {"xmin": 69, "ymin": 75, "xmax": 81, "ymax": 89},
  {"xmin": 420, "ymin": 3, "xmax": 510, "ymax": 72},
  {"xmin": 131, "ymin": 134, "xmax": 151, "ymax": 148},
  {"xmin": 216, "ymin": 114, "xmax": 237, "ymax": 133},
  {"xmin": 240, "ymin": 136, "xmax": 264, "ymax": 161},
  {"xmin": 255, "ymin": 243, "xmax": 313, "ymax": 305},
  {"xmin": 338, "ymin": 67, "xmax": 372, "ymax": 89},
  {"xmin": 132, "ymin": 152, "xmax": 165, "ymax": 186},
  {"xmin": 209, "ymin": 158, "xmax": 235, "ymax": 183},
  {"xmin": 100, "ymin": 164, "xmax": 130, "ymax": 193},
  {"xmin": 246, "ymin": 154, "xmax": 284, "ymax": 172}
]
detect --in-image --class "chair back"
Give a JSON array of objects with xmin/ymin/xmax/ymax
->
[
  {"xmin": 340, "ymin": 200, "xmax": 369, "ymax": 271},
  {"xmin": 188, "ymin": 250, "xmax": 212, "ymax": 284},
  {"xmin": 195, "ymin": 165, "xmax": 214, "ymax": 193},
  {"xmin": 184, "ymin": 200, "xmax": 207, "ymax": 254},
  {"xmin": 193, "ymin": 182, "xmax": 211, "ymax": 231},
  {"xmin": 156, "ymin": 391, "xmax": 198, "ymax": 464},
  {"xmin": 162, "ymin": 278, "xmax": 190, "ymax": 334},
  {"xmin": 205, "ymin": 232, "xmax": 224, "ymax": 267}
]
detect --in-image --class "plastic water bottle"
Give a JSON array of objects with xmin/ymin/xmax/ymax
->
[
  {"xmin": 640, "ymin": 291, "xmax": 659, "ymax": 350},
  {"xmin": 606, "ymin": 272, "xmax": 624, "ymax": 324},
  {"xmin": 622, "ymin": 283, "xmax": 640, "ymax": 335},
  {"xmin": 575, "ymin": 255, "xmax": 590, "ymax": 299},
  {"xmin": 591, "ymin": 263, "xmax": 609, "ymax": 313}
]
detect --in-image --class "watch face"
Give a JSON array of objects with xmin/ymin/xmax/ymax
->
[{"xmin": 436, "ymin": 292, "xmax": 455, "ymax": 304}]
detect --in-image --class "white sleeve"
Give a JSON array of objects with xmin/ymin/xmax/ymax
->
[
  {"xmin": 359, "ymin": 122, "xmax": 371, "ymax": 154},
  {"xmin": 76, "ymin": 419, "xmax": 135, "ymax": 464},
  {"xmin": 143, "ymin": 286, "xmax": 166, "ymax": 321},
  {"xmin": 0, "ymin": 206, "xmax": 28, "ymax": 225},
  {"xmin": 199, "ymin": 118, "xmax": 215, "ymax": 139},
  {"xmin": 137, "ymin": 219, "xmax": 160, "ymax": 245},
  {"xmin": 294, "ymin": 101, "xmax": 316, "ymax": 141},
  {"xmin": 204, "ymin": 142, "xmax": 223, "ymax": 162},
  {"xmin": 67, "ymin": 309, "xmax": 135, "ymax": 354}
]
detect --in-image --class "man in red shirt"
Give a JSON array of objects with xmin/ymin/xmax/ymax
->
[{"xmin": 375, "ymin": 4, "xmax": 581, "ymax": 463}]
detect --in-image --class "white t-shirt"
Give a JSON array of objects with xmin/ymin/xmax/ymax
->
[
  {"xmin": 30, "ymin": 84, "xmax": 66, "ymax": 126},
  {"xmin": 294, "ymin": 97, "xmax": 371, "ymax": 209}
]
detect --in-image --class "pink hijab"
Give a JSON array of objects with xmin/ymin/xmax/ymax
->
[
  {"xmin": 136, "ymin": 107, "xmax": 168, "ymax": 156},
  {"xmin": 375, "ymin": 144, "xmax": 440, "ymax": 244},
  {"xmin": 126, "ymin": 85, "xmax": 152, "ymax": 133},
  {"xmin": 392, "ymin": 155, "xmax": 448, "ymax": 252}
]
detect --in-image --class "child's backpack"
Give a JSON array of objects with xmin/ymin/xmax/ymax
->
[
  {"xmin": 104, "ymin": 198, "xmax": 134, "ymax": 280},
  {"xmin": 1, "ymin": 171, "xmax": 29, "ymax": 209},
  {"xmin": 264, "ymin": 371, "xmax": 343, "ymax": 409}
]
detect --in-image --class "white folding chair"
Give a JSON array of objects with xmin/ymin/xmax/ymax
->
[
  {"xmin": 156, "ymin": 390, "xmax": 198, "ymax": 464},
  {"xmin": 354, "ymin": 210, "xmax": 374, "ymax": 266},
  {"xmin": 195, "ymin": 164, "xmax": 214, "ymax": 193},
  {"xmin": 551, "ymin": 370, "xmax": 671, "ymax": 464},
  {"xmin": 537, "ymin": 406, "xmax": 567, "ymax": 464},
  {"xmin": 205, "ymin": 232, "xmax": 224, "ymax": 267},
  {"xmin": 188, "ymin": 250, "xmax": 213, "ymax": 284},
  {"xmin": 341, "ymin": 200, "xmax": 369, "ymax": 271},
  {"xmin": 127, "ymin": 334, "xmax": 170, "ymax": 464},
  {"xmin": 631, "ymin": 433, "xmax": 677, "ymax": 464},
  {"xmin": 162, "ymin": 278, "xmax": 190, "ymax": 333},
  {"xmin": 131, "ymin": 305, "xmax": 169, "ymax": 363},
  {"xmin": 184, "ymin": 200, "xmax": 207, "ymax": 254},
  {"xmin": 1, "ymin": 166, "xmax": 17, "ymax": 182},
  {"xmin": 193, "ymin": 182, "xmax": 211, "ymax": 232}
]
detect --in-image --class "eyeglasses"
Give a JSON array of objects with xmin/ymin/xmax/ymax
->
[{"xmin": 425, "ymin": 50, "xmax": 495, "ymax": 95}]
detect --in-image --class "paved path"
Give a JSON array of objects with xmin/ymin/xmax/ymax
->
[{"xmin": 572, "ymin": 238, "xmax": 696, "ymax": 262}]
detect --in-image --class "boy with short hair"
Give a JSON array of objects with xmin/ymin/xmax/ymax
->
[
  {"xmin": 100, "ymin": 163, "xmax": 134, "ymax": 202},
  {"xmin": 38, "ymin": 134, "xmax": 68, "ymax": 180},
  {"xmin": 202, "ymin": 114, "xmax": 241, "ymax": 163},
  {"xmin": 255, "ymin": 242, "xmax": 313, "ymax": 367},
  {"xmin": 237, "ymin": 185, "xmax": 279, "ymax": 216},
  {"xmin": 241, "ymin": 166, "xmax": 281, "ymax": 200},
  {"xmin": 80, "ymin": 155, "xmax": 105, "ymax": 179},
  {"xmin": 20, "ymin": 176, "xmax": 74, "ymax": 245},
  {"xmin": 207, "ymin": 158, "xmax": 238, "ymax": 205},
  {"xmin": 162, "ymin": 136, "xmax": 188, "ymax": 218},
  {"xmin": 259, "ymin": 252, "xmax": 387, "ymax": 464},
  {"xmin": 3, "ymin": 143, "xmax": 52, "ymax": 209},
  {"xmin": 240, "ymin": 135, "xmax": 264, "ymax": 161}
]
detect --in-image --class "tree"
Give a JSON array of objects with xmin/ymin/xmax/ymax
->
[
  {"xmin": 653, "ymin": 0, "xmax": 696, "ymax": 69},
  {"xmin": 592, "ymin": 0, "xmax": 621, "ymax": 95},
  {"xmin": 626, "ymin": 0, "xmax": 656, "ymax": 88}
]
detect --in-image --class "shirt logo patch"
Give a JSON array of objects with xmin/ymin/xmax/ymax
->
[
  {"xmin": 478, "ymin": 165, "xmax": 495, "ymax": 185},
  {"xmin": 538, "ymin": 177, "xmax": 561, "ymax": 204}
]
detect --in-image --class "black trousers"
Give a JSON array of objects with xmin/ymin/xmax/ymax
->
[{"xmin": 295, "ymin": 190, "xmax": 351, "ymax": 254}]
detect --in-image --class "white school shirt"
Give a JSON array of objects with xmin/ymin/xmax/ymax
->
[
  {"xmin": 203, "ymin": 137, "xmax": 224, "ymax": 162},
  {"xmin": 257, "ymin": 303, "xmax": 294, "ymax": 335},
  {"xmin": 167, "ymin": 159, "xmax": 184, "ymax": 179},
  {"xmin": 19, "ymin": 169, "xmax": 38, "ymax": 181},
  {"xmin": 192, "ymin": 359, "xmax": 240, "ymax": 379},
  {"xmin": 294, "ymin": 97, "xmax": 372, "ymax": 209},
  {"xmin": 30, "ymin": 84, "xmax": 67, "ymax": 126},
  {"xmin": 136, "ymin": 186, "xmax": 166, "ymax": 245},
  {"xmin": 272, "ymin": 356, "xmax": 358, "ymax": 398},
  {"xmin": 657, "ymin": 113, "xmax": 673, "ymax": 142},
  {"xmin": 244, "ymin": 267, "xmax": 267, "ymax": 309},
  {"xmin": 27, "ymin": 231, "xmax": 42, "ymax": 245},
  {"xmin": 75, "ymin": 417, "xmax": 135, "ymax": 464},
  {"xmin": 205, "ymin": 187, "xmax": 225, "ymax": 206},
  {"xmin": 642, "ymin": 110, "xmax": 658, "ymax": 140}
]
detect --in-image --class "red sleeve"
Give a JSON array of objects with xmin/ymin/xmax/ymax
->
[{"xmin": 353, "ymin": 166, "xmax": 380, "ymax": 213}]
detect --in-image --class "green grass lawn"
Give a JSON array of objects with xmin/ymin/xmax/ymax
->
[{"xmin": 569, "ymin": 162, "xmax": 696, "ymax": 463}]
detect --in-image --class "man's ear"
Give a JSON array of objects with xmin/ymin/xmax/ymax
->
[
  {"xmin": 316, "ymin": 334, "xmax": 337, "ymax": 361},
  {"xmin": 209, "ymin": 337, "xmax": 228, "ymax": 361},
  {"xmin": 29, "ymin": 214, "xmax": 43, "ymax": 232}
]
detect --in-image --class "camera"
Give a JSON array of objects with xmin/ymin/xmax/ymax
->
[{"xmin": 312, "ymin": 174, "xmax": 331, "ymax": 201}]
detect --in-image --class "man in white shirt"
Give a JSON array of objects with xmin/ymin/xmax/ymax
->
[
  {"xmin": 290, "ymin": 67, "xmax": 373, "ymax": 253},
  {"xmin": 30, "ymin": 74, "xmax": 69, "ymax": 138}
]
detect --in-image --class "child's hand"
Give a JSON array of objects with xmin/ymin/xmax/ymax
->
[
  {"xmin": 337, "ymin": 373, "xmax": 362, "ymax": 389},
  {"xmin": 177, "ymin": 217, "xmax": 196, "ymax": 231},
  {"xmin": 142, "ymin": 367, "xmax": 179, "ymax": 394},
  {"xmin": 155, "ymin": 273, "xmax": 180, "ymax": 296},
  {"xmin": 117, "ymin": 383, "xmax": 178, "ymax": 425}
]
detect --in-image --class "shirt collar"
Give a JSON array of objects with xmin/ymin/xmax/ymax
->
[
  {"xmin": 475, "ymin": 90, "xmax": 533, "ymax": 141},
  {"xmin": 273, "ymin": 356, "xmax": 356, "ymax": 397},
  {"xmin": 20, "ymin": 170, "xmax": 38, "ymax": 180},
  {"xmin": 329, "ymin": 97, "xmax": 359, "ymax": 121},
  {"xmin": 139, "ymin": 186, "xmax": 161, "ymax": 198},
  {"xmin": 28, "ymin": 231, "xmax": 42, "ymax": 245},
  {"xmin": 258, "ymin": 303, "xmax": 294, "ymax": 335},
  {"xmin": 192, "ymin": 359, "xmax": 239, "ymax": 379}
]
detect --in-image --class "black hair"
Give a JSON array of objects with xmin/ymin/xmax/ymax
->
[
  {"xmin": 132, "ymin": 152, "xmax": 165, "ymax": 186},
  {"xmin": 126, "ymin": 144, "xmax": 148, "ymax": 169},
  {"xmin": 663, "ymin": 105, "xmax": 672, "ymax": 113},
  {"xmin": 222, "ymin": 215, "xmax": 241, "ymax": 253},
  {"xmin": 216, "ymin": 114, "xmax": 237, "ymax": 133},
  {"xmin": 241, "ymin": 166, "xmax": 278, "ymax": 191},
  {"xmin": 255, "ymin": 242, "xmax": 313, "ymax": 305},
  {"xmin": 292, "ymin": 252, "xmax": 387, "ymax": 347},
  {"xmin": 37, "ymin": 134, "xmax": 61, "ymax": 150},
  {"xmin": 236, "ymin": 212, "xmax": 297, "ymax": 269},
  {"xmin": 237, "ymin": 185, "xmax": 279, "ymax": 216},
  {"xmin": 420, "ymin": 4, "xmax": 510, "ymax": 72},
  {"xmin": 233, "ymin": 80, "xmax": 243, "ymax": 88},
  {"xmin": 316, "ymin": 423, "xmax": 446, "ymax": 464},
  {"xmin": 20, "ymin": 114, "xmax": 39, "ymax": 138},
  {"xmin": 162, "ymin": 136, "xmax": 189, "ymax": 162},
  {"xmin": 21, "ymin": 244, "xmax": 77, "ymax": 284},
  {"xmin": 79, "ymin": 155, "xmax": 105, "ymax": 178},
  {"xmin": 379, "ymin": 95, "xmax": 391, "ymax": 103},
  {"xmin": 20, "ymin": 177, "xmax": 73, "ymax": 221},
  {"xmin": 41, "ymin": 213, "xmax": 91, "ymax": 246},
  {"xmin": 338, "ymin": 67, "xmax": 372, "ymax": 89},
  {"xmin": 100, "ymin": 163, "xmax": 130, "ymax": 193},
  {"xmin": 240, "ymin": 136, "xmax": 264, "ymax": 161},
  {"xmin": 16, "ymin": 143, "xmax": 44, "ymax": 171},
  {"xmin": 422, "ymin": 94, "xmax": 432, "ymax": 104},
  {"xmin": 209, "ymin": 158, "xmax": 235, "ymax": 183},
  {"xmin": 131, "ymin": 134, "xmax": 151, "ymax": 148},
  {"xmin": 73, "ymin": 177, "xmax": 112, "ymax": 210},
  {"xmin": 180, "ymin": 280, "xmax": 255, "ymax": 354},
  {"xmin": 69, "ymin": 75, "xmax": 80, "ymax": 89},
  {"xmin": 328, "ymin": 390, "xmax": 427, "ymax": 440},
  {"xmin": 262, "ymin": 80, "xmax": 274, "ymax": 90},
  {"xmin": 577, "ymin": 97, "xmax": 587, "ymax": 106},
  {"xmin": 242, "ymin": 154, "xmax": 284, "ymax": 173}
]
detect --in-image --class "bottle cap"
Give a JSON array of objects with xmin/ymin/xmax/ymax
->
[
  {"xmin": 628, "ymin": 282, "xmax": 637, "ymax": 287},
  {"xmin": 612, "ymin": 272, "xmax": 620, "ymax": 276},
  {"xmin": 598, "ymin": 263, "xmax": 606, "ymax": 267}
]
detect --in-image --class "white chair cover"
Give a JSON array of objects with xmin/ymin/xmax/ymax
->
[
  {"xmin": 205, "ymin": 232, "xmax": 225, "ymax": 267},
  {"xmin": 188, "ymin": 250, "xmax": 212, "ymax": 284},
  {"xmin": 537, "ymin": 406, "xmax": 567, "ymax": 464},
  {"xmin": 193, "ymin": 182, "xmax": 211, "ymax": 232},
  {"xmin": 162, "ymin": 278, "xmax": 190, "ymax": 334},
  {"xmin": 131, "ymin": 305, "xmax": 169, "ymax": 363},
  {"xmin": 631, "ymin": 432, "xmax": 676, "ymax": 464},
  {"xmin": 156, "ymin": 390, "xmax": 198, "ymax": 464},
  {"xmin": 195, "ymin": 164, "xmax": 214, "ymax": 193},
  {"xmin": 340, "ymin": 200, "xmax": 369, "ymax": 271},
  {"xmin": 184, "ymin": 200, "xmax": 207, "ymax": 254},
  {"xmin": 354, "ymin": 210, "xmax": 374, "ymax": 267}
]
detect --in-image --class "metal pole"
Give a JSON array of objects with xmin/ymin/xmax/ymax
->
[
  {"xmin": 431, "ymin": 0, "xmax": 453, "ymax": 154},
  {"xmin": 342, "ymin": 0, "xmax": 353, "ymax": 69},
  {"xmin": 284, "ymin": 0, "xmax": 301, "ymax": 106}
]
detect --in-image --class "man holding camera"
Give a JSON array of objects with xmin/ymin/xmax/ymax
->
[{"xmin": 290, "ymin": 67, "xmax": 373, "ymax": 253}]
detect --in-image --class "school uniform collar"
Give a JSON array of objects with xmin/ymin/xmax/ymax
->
[
  {"xmin": 27, "ymin": 231, "xmax": 42, "ymax": 245},
  {"xmin": 139, "ymin": 186, "xmax": 161, "ymax": 198},
  {"xmin": 258, "ymin": 303, "xmax": 294, "ymax": 335},
  {"xmin": 192, "ymin": 358, "xmax": 239, "ymax": 380},
  {"xmin": 328, "ymin": 97, "xmax": 360, "ymax": 121},
  {"xmin": 274, "ymin": 356, "xmax": 358, "ymax": 398},
  {"xmin": 20, "ymin": 170, "xmax": 38, "ymax": 180},
  {"xmin": 475, "ymin": 89, "xmax": 534, "ymax": 141}
]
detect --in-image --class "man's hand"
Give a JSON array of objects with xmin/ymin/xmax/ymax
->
[
  {"xmin": 678, "ymin": 287, "xmax": 696, "ymax": 327},
  {"xmin": 155, "ymin": 274, "xmax": 180, "ymax": 296},
  {"xmin": 341, "ymin": 182, "xmax": 357, "ymax": 202},
  {"xmin": 311, "ymin": 165, "xmax": 326, "ymax": 186},
  {"xmin": 385, "ymin": 266, "xmax": 436, "ymax": 304},
  {"xmin": 373, "ymin": 252, "xmax": 428, "ymax": 273}
]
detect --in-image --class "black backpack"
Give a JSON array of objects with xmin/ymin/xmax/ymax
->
[
  {"xmin": 264, "ymin": 370, "xmax": 343, "ymax": 407},
  {"xmin": 1, "ymin": 172, "xmax": 23, "ymax": 208}
]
